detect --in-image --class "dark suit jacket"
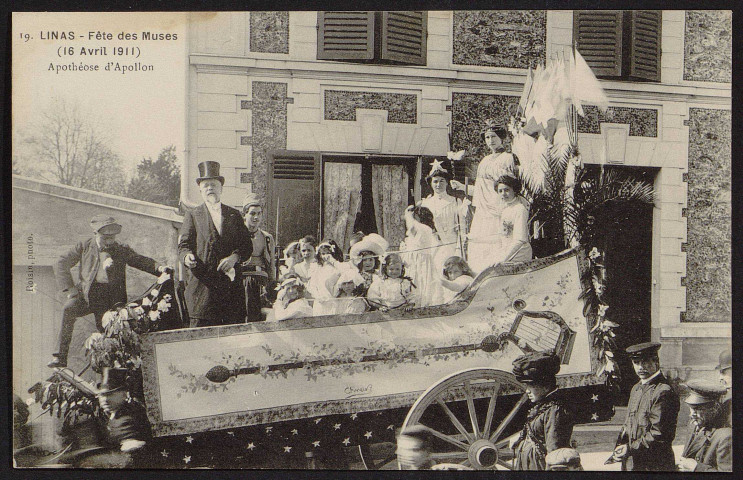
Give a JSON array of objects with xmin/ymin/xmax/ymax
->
[
  {"xmin": 178, "ymin": 203, "xmax": 251, "ymax": 322},
  {"xmin": 513, "ymin": 390, "xmax": 574, "ymax": 470},
  {"xmin": 682, "ymin": 422, "xmax": 732, "ymax": 472},
  {"xmin": 617, "ymin": 372, "xmax": 680, "ymax": 471},
  {"xmin": 56, "ymin": 237, "xmax": 160, "ymax": 305}
]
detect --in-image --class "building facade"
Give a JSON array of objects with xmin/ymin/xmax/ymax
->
[{"xmin": 183, "ymin": 11, "xmax": 731, "ymax": 378}]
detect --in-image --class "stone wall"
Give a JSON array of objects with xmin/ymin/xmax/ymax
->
[
  {"xmin": 683, "ymin": 11, "xmax": 732, "ymax": 83},
  {"xmin": 684, "ymin": 108, "xmax": 731, "ymax": 322}
]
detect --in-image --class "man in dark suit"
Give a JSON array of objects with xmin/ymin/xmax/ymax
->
[
  {"xmin": 241, "ymin": 193, "xmax": 276, "ymax": 322},
  {"xmin": 676, "ymin": 380, "xmax": 732, "ymax": 472},
  {"xmin": 49, "ymin": 215, "xmax": 168, "ymax": 367},
  {"xmin": 716, "ymin": 348, "xmax": 732, "ymax": 425},
  {"xmin": 178, "ymin": 161, "xmax": 251, "ymax": 327},
  {"xmin": 610, "ymin": 342, "xmax": 680, "ymax": 471}
]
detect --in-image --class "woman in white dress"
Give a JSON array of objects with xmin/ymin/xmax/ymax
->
[
  {"xmin": 491, "ymin": 175, "xmax": 532, "ymax": 265},
  {"xmin": 307, "ymin": 240, "xmax": 348, "ymax": 316},
  {"xmin": 450, "ymin": 119, "xmax": 525, "ymax": 273},
  {"xmin": 420, "ymin": 159, "xmax": 469, "ymax": 269}
]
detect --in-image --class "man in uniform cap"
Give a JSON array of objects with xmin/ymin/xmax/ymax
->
[
  {"xmin": 510, "ymin": 351, "xmax": 574, "ymax": 470},
  {"xmin": 676, "ymin": 379, "xmax": 732, "ymax": 472},
  {"xmin": 49, "ymin": 215, "xmax": 169, "ymax": 367},
  {"xmin": 716, "ymin": 348, "xmax": 732, "ymax": 426},
  {"xmin": 178, "ymin": 161, "xmax": 251, "ymax": 327},
  {"xmin": 241, "ymin": 192, "xmax": 276, "ymax": 322},
  {"xmin": 545, "ymin": 447, "xmax": 583, "ymax": 471},
  {"xmin": 610, "ymin": 342, "xmax": 680, "ymax": 471}
]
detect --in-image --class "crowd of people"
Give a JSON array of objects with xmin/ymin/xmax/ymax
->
[{"xmin": 397, "ymin": 344, "xmax": 733, "ymax": 472}]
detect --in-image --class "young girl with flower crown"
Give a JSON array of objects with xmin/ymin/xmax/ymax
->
[{"xmin": 366, "ymin": 253, "xmax": 416, "ymax": 311}]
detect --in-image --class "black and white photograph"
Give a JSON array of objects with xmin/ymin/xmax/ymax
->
[{"xmin": 9, "ymin": 9, "xmax": 733, "ymax": 472}]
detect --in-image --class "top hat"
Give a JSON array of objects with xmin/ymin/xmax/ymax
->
[
  {"xmin": 512, "ymin": 351, "xmax": 561, "ymax": 384},
  {"xmin": 195, "ymin": 161, "xmax": 225, "ymax": 185},
  {"xmin": 716, "ymin": 348, "xmax": 731, "ymax": 372},
  {"xmin": 684, "ymin": 379, "xmax": 727, "ymax": 405},
  {"xmin": 96, "ymin": 367, "xmax": 128, "ymax": 395},
  {"xmin": 90, "ymin": 215, "xmax": 122, "ymax": 235},
  {"xmin": 625, "ymin": 342, "xmax": 661, "ymax": 360},
  {"xmin": 349, "ymin": 234, "xmax": 388, "ymax": 266}
]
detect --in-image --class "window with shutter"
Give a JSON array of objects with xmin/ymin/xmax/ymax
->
[
  {"xmin": 267, "ymin": 152, "xmax": 322, "ymax": 247},
  {"xmin": 380, "ymin": 11, "xmax": 427, "ymax": 66},
  {"xmin": 574, "ymin": 10, "xmax": 624, "ymax": 77},
  {"xmin": 574, "ymin": 10, "xmax": 662, "ymax": 82},
  {"xmin": 629, "ymin": 10, "xmax": 661, "ymax": 81},
  {"xmin": 317, "ymin": 11, "xmax": 427, "ymax": 66},
  {"xmin": 317, "ymin": 11, "xmax": 375, "ymax": 61}
]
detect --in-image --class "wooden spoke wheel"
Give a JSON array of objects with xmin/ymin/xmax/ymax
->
[{"xmin": 400, "ymin": 368, "xmax": 528, "ymax": 470}]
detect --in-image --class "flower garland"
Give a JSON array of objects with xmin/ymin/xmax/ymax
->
[{"xmin": 585, "ymin": 247, "xmax": 620, "ymax": 384}]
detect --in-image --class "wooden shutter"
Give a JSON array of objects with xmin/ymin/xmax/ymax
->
[
  {"xmin": 317, "ymin": 11, "xmax": 375, "ymax": 61},
  {"xmin": 574, "ymin": 10, "xmax": 623, "ymax": 77},
  {"xmin": 380, "ymin": 11, "xmax": 427, "ymax": 65},
  {"xmin": 629, "ymin": 11, "xmax": 661, "ymax": 81},
  {"xmin": 267, "ymin": 151, "xmax": 322, "ymax": 247}
]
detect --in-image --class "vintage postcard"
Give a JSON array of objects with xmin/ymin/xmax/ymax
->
[{"xmin": 11, "ymin": 10, "xmax": 732, "ymax": 471}]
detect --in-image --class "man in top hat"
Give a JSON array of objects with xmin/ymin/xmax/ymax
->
[
  {"xmin": 178, "ymin": 161, "xmax": 251, "ymax": 327},
  {"xmin": 49, "ymin": 215, "xmax": 169, "ymax": 367},
  {"xmin": 675, "ymin": 379, "xmax": 732, "ymax": 472},
  {"xmin": 510, "ymin": 351, "xmax": 574, "ymax": 470},
  {"xmin": 716, "ymin": 348, "xmax": 732, "ymax": 426},
  {"xmin": 610, "ymin": 342, "xmax": 680, "ymax": 471},
  {"xmin": 241, "ymin": 192, "xmax": 276, "ymax": 322}
]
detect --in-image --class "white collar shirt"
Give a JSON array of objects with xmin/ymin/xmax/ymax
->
[{"xmin": 206, "ymin": 202, "xmax": 223, "ymax": 235}]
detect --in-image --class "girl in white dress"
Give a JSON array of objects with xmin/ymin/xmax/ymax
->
[
  {"xmin": 451, "ymin": 119, "xmax": 525, "ymax": 274},
  {"xmin": 492, "ymin": 175, "xmax": 532, "ymax": 265},
  {"xmin": 439, "ymin": 256, "xmax": 475, "ymax": 303},
  {"xmin": 329, "ymin": 269, "xmax": 368, "ymax": 315},
  {"xmin": 269, "ymin": 276, "xmax": 312, "ymax": 321},
  {"xmin": 399, "ymin": 205, "xmax": 445, "ymax": 307},
  {"xmin": 367, "ymin": 253, "xmax": 416, "ymax": 310},
  {"xmin": 420, "ymin": 159, "xmax": 470, "ymax": 266},
  {"xmin": 308, "ymin": 240, "xmax": 346, "ymax": 316},
  {"xmin": 293, "ymin": 236, "xmax": 318, "ymax": 284}
]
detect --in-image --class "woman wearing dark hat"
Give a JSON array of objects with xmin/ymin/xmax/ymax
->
[
  {"xmin": 450, "ymin": 118, "xmax": 524, "ymax": 273},
  {"xmin": 492, "ymin": 174, "xmax": 532, "ymax": 265},
  {"xmin": 420, "ymin": 158, "xmax": 470, "ymax": 265},
  {"xmin": 510, "ymin": 351, "xmax": 574, "ymax": 470}
]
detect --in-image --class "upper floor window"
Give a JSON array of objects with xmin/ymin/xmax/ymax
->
[
  {"xmin": 574, "ymin": 10, "xmax": 662, "ymax": 82},
  {"xmin": 317, "ymin": 11, "xmax": 427, "ymax": 66}
]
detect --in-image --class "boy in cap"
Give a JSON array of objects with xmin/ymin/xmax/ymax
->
[
  {"xmin": 676, "ymin": 379, "xmax": 732, "ymax": 472},
  {"xmin": 610, "ymin": 342, "xmax": 680, "ymax": 471},
  {"xmin": 241, "ymin": 193, "xmax": 276, "ymax": 322},
  {"xmin": 510, "ymin": 351, "xmax": 574, "ymax": 470},
  {"xmin": 50, "ymin": 215, "xmax": 169, "ymax": 367},
  {"xmin": 178, "ymin": 161, "xmax": 251, "ymax": 327}
]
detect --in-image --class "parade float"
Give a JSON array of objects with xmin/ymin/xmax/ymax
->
[{"xmin": 25, "ymin": 49, "xmax": 654, "ymax": 470}]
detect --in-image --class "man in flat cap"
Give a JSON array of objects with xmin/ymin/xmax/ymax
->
[
  {"xmin": 676, "ymin": 379, "xmax": 732, "ymax": 472},
  {"xmin": 610, "ymin": 342, "xmax": 680, "ymax": 471},
  {"xmin": 716, "ymin": 348, "xmax": 732, "ymax": 426},
  {"xmin": 545, "ymin": 448, "xmax": 583, "ymax": 471},
  {"xmin": 49, "ymin": 215, "xmax": 169, "ymax": 367},
  {"xmin": 510, "ymin": 351, "xmax": 574, "ymax": 470},
  {"xmin": 241, "ymin": 193, "xmax": 276, "ymax": 322},
  {"xmin": 178, "ymin": 161, "xmax": 251, "ymax": 327}
]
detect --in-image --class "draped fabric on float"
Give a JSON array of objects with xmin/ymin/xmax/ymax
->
[
  {"xmin": 371, "ymin": 164, "xmax": 408, "ymax": 249},
  {"xmin": 323, "ymin": 162, "xmax": 362, "ymax": 253}
]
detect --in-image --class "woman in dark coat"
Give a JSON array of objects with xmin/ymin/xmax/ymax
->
[{"xmin": 510, "ymin": 351, "xmax": 574, "ymax": 470}]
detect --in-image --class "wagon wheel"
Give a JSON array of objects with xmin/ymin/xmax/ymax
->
[{"xmin": 399, "ymin": 368, "xmax": 528, "ymax": 470}]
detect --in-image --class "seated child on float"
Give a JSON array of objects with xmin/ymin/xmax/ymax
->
[
  {"xmin": 268, "ymin": 275, "xmax": 312, "ymax": 322},
  {"xmin": 367, "ymin": 253, "xmax": 416, "ymax": 311},
  {"xmin": 439, "ymin": 256, "xmax": 475, "ymax": 302},
  {"xmin": 329, "ymin": 269, "xmax": 368, "ymax": 315},
  {"xmin": 308, "ymin": 239, "xmax": 348, "ymax": 316},
  {"xmin": 293, "ymin": 235, "xmax": 318, "ymax": 284},
  {"xmin": 348, "ymin": 233, "xmax": 388, "ymax": 297}
]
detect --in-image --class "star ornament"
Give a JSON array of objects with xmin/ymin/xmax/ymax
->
[
  {"xmin": 183, "ymin": 455, "xmax": 191, "ymax": 464},
  {"xmin": 246, "ymin": 442, "xmax": 256, "ymax": 451},
  {"xmin": 161, "ymin": 450, "xmax": 169, "ymax": 458},
  {"xmin": 312, "ymin": 441, "xmax": 321, "ymax": 448},
  {"xmin": 364, "ymin": 431, "xmax": 373, "ymax": 439},
  {"xmin": 291, "ymin": 428, "xmax": 299, "ymax": 435},
  {"xmin": 591, "ymin": 394, "xmax": 599, "ymax": 402},
  {"xmin": 284, "ymin": 446, "xmax": 292, "ymax": 453},
  {"xmin": 333, "ymin": 423, "xmax": 342, "ymax": 430},
  {"xmin": 591, "ymin": 413, "xmax": 599, "ymax": 421},
  {"xmin": 185, "ymin": 435, "xmax": 194, "ymax": 444},
  {"xmin": 342, "ymin": 437, "xmax": 351, "ymax": 446},
  {"xmin": 350, "ymin": 413, "xmax": 358, "ymax": 420}
]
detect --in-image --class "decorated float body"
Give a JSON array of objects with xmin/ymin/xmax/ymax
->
[{"xmin": 103, "ymin": 246, "xmax": 610, "ymax": 469}]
